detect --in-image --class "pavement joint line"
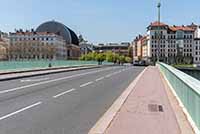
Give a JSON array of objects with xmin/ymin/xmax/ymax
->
[
  {"xmin": 0, "ymin": 101, "xmax": 42, "ymax": 121},
  {"xmin": 88, "ymin": 67, "xmax": 147, "ymax": 134},
  {"xmin": 95, "ymin": 77, "xmax": 105, "ymax": 82},
  {"xmin": 53, "ymin": 88, "xmax": 76, "ymax": 98},
  {"xmin": 0, "ymin": 67, "xmax": 113, "ymax": 94},
  {"xmin": 80, "ymin": 81, "xmax": 94, "ymax": 88}
]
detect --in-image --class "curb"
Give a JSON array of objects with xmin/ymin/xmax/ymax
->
[
  {"xmin": 88, "ymin": 67, "xmax": 147, "ymax": 134},
  {"xmin": 0, "ymin": 64, "xmax": 97, "ymax": 75},
  {"xmin": 0, "ymin": 65, "xmax": 108, "ymax": 81},
  {"xmin": 158, "ymin": 67, "xmax": 199, "ymax": 134}
]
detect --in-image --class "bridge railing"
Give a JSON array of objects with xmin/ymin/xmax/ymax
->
[{"xmin": 157, "ymin": 62, "xmax": 200, "ymax": 132}]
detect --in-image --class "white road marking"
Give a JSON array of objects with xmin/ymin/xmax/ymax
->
[
  {"xmin": 0, "ymin": 68, "xmax": 113, "ymax": 94},
  {"xmin": 95, "ymin": 77, "xmax": 104, "ymax": 82},
  {"xmin": 0, "ymin": 101, "xmax": 42, "ymax": 121},
  {"xmin": 53, "ymin": 88, "xmax": 76, "ymax": 98},
  {"xmin": 80, "ymin": 81, "xmax": 93, "ymax": 88},
  {"xmin": 105, "ymin": 70, "xmax": 123, "ymax": 78},
  {"xmin": 105, "ymin": 74, "xmax": 112, "ymax": 78},
  {"xmin": 20, "ymin": 78, "xmax": 50, "ymax": 82}
]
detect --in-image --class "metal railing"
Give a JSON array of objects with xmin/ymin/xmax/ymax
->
[
  {"xmin": 157, "ymin": 62, "xmax": 200, "ymax": 132},
  {"xmin": 0, "ymin": 60, "xmax": 111, "ymax": 72}
]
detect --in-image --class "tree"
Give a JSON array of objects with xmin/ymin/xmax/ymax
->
[
  {"xmin": 79, "ymin": 55, "xmax": 86, "ymax": 60},
  {"xmin": 113, "ymin": 53, "xmax": 120, "ymax": 64},
  {"xmin": 95, "ymin": 53, "xmax": 105, "ymax": 65},
  {"xmin": 125, "ymin": 57, "xmax": 132, "ymax": 63},
  {"xmin": 119, "ymin": 55, "xmax": 125, "ymax": 65},
  {"xmin": 105, "ymin": 51, "xmax": 114, "ymax": 62}
]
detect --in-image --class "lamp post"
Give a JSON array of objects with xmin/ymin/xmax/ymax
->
[{"xmin": 157, "ymin": 0, "xmax": 161, "ymax": 62}]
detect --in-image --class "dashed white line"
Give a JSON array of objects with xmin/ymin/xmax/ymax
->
[
  {"xmin": 0, "ymin": 101, "xmax": 42, "ymax": 121},
  {"xmin": 105, "ymin": 74, "xmax": 112, "ymax": 78},
  {"xmin": 0, "ymin": 68, "xmax": 113, "ymax": 94},
  {"xmin": 80, "ymin": 81, "xmax": 93, "ymax": 88},
  {"xmin": 95, "ymin": 77, "xmax": 105, "ymax": 82},
  {"xmin": 53, "ymin": 88, "xmax": 76, "ymax": 98},
  {"xmin": 20, "ymin": 77, "xmax": 50, "ymax": 82}
]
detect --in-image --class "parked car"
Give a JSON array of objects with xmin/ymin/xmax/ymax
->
[
  {"xmin": 133, "ymin": 60, "xmax": 147, "ymax": 66},
  {"xmin": 133, "ymin": 61, "xmax": 139, "ymax": 66}
]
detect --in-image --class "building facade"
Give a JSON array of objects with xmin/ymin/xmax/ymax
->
[
  {"xmin": 79, "ymin": 42, "xmax": 94, "ymax": 55},
  {"xmin": 0, "ymin": 32, "xmax": 9, "ymax": 60},
  {"xmin": 0, "ymin": 39, "xmax": 8, "ymax": 60},
  {"xmin": 9, "ymin": 30, "xmax": 67, "ymax": 60},
  {"xmin": 7, "ymin": 21, "xmax": 81, "ymax": 61},
  {"xmin": 94, "ymin": 42, "xmax": 130, "ymax": 56},
  {"xmin": 133, "ymin": 21, "xmax": 200, "ymax": 65},
  {"xmin": 194, "ymin": 38, "xmax": 200, "ymax": 66}
]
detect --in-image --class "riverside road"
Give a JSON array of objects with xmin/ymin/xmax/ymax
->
[{"xmin": 0, "ymin": 66, "xmax": 144, "ymax": 134}]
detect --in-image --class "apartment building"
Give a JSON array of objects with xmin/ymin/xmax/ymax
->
[
  {"xmin": 194, "ymin": 38, "xmax": 200, "ymax": 66},
  {"xmin": 94, "ymin": 42, "xmax": 130, "ymax": 57},
  {"xmin": 0, "ymin": 32, "xmax": 9, "ymax": 60},
  {"xmin": 133, "ymin": 21, "xmax": 200, "ymax": 65},
  {"xmin": 9, "ymin": 30, "xmax": 67, "ymax": 60}
]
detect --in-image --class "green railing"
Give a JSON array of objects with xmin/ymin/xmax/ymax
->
[
  {"xmin": 157, "ymin": 62, "xmax": 200, "ymax": 132},
  {"xmin": 0, "ymin": 60, "xmax": 111, "ymax": 72}
]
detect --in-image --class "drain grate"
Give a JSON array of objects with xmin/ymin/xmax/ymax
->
[{"xmin": 148, "ymin": 104, "xmax": 164, "ymax": 112}]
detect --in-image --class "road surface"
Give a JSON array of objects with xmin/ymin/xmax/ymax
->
[{"xmin": 0, "ymin": 66, "xmax": 144, "ymax": 134}]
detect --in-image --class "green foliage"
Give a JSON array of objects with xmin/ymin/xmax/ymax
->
[
  {"xmin": 80, "ymin": 51, "xmax": 132, "ymax": 65},
  {"xmin": 105, "ymin": 51, "xmax": 114, "ymax": 62},
  {"xmin": 119, "ymin": 55, "xmax": 125, "ymax": 63},
  {"xmin": 125, "ymin": 57, "xmax": 132, "ymax": 63},
  {"xmin": 95, "ymin": 53, "xmax": 105, "ymax": 62}
]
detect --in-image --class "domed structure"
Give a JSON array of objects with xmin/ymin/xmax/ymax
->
[{"xmin": 36, "ymin": 21, "xmax": 79, "ymax": 45}]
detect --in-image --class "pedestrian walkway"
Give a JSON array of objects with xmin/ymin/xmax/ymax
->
[{"xmin": 105, "ymin": 66, "xmax": 193, "ymax": 134}]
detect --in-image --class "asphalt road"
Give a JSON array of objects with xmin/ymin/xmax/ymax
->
[{"xmin": 0, "ymin": 66, "xmax": 144, "ymax": 134}]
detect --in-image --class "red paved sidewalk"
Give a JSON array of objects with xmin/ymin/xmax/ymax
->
[{"xmin": 105, "ymin": 66, "xmax": 181, "ymax": 134}]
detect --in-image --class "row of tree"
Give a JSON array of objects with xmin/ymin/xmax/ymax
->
[{"xmin": 80, "ymin": 51, "xmax": 132, "ymax": 65}]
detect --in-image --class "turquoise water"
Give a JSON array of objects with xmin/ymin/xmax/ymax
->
[{"xmin": 0, "ymin": 60, "xmax": 101, "ymax": 71}]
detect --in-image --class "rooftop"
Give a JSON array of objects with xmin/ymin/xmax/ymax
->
[
  {"xmin": 149, "ymin": 21, "xmax": 168, "ymax": 27},
  {"xmin": 169, "ymin": 26, "xmax": 195, "ymax": 32},
  {"xmin": 10, "ymin": 31, "xmax": 58, "ymax": 36}
]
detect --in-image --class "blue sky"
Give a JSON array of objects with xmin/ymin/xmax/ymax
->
[{"xmin": 0, "ymin": 0, "xmax": 200, "ymax": 43}]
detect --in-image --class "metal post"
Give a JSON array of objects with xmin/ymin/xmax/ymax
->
[{"xmin": 157, "ymin": 1, "xmax": 161, "ymax": 62}]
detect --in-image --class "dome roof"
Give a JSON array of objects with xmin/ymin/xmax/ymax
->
[{"xmin": 36, "ymin": 21, "xmax": 79, "ymax": 45}]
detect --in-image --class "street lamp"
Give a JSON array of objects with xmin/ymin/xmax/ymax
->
[{"xmin": 157, "ymin": 0, "xmax": 161, "ymax": 62}]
